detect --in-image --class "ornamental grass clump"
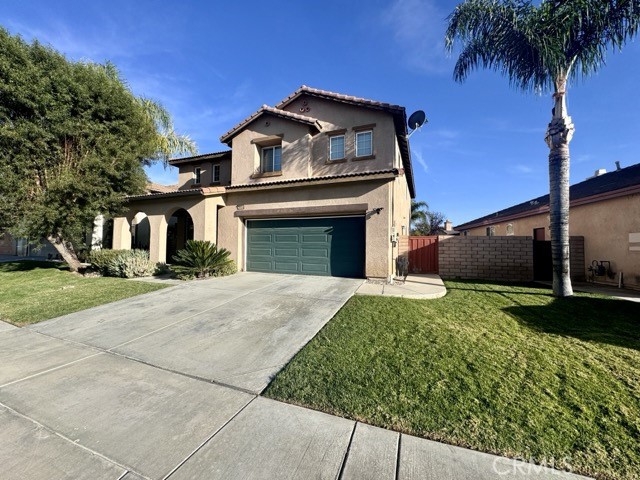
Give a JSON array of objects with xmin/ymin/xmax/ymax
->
[
  {"xmin": 108, "ymin": 250, "xmax": 156, "ymax": 278},
  {"xmin": 171, "ymin": 240, "xmax": 234, "ymax": 279}
]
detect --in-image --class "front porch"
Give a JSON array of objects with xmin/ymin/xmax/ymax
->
[{"xmin": 112, "ymin": 189, "xmax": 224, "ymax": 263}]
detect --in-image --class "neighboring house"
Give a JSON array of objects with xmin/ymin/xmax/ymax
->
[
  {"xmin": 455, "ymin": 162, "xmax": 640, "ymax": 288},
  {"xmin": 0, "ymin": 231, "xmax": 59, "ymax": 259},
  {"xmin": 112, "ymin": 86, "xmax": 416, "ymax": 279}
]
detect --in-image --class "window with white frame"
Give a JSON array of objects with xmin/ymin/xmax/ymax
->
[
  {"xmin": 329, "ymin": 135, "xmax": 345, "ymax": 161},
  {"xmin": 355, "ymin": 130, "xmax": 373, "ymax": 157},
  {"xmin": 213, "ymin": 164, "xmax": 220, "ymax": 183},
  {"xmin": 261, "ymin": 146, "xmax": 281, "ymax": 173},
  {"xmin": 194, "ymin": 167, "xmax": 201, "ymax": 184}
]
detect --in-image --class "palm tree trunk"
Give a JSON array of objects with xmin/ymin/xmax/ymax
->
[
  {"xmin": 545, "ymin": 84, "xmax": 574, "ymax": 297},
  {"xmin": 47, "ymin": 234, "xmax": 83, "ymax": 272}
]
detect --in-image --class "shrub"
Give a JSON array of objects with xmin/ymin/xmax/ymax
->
[
  {"xmin": 154, "ymin": 262, "xmax": 172, "ymax": 275},
  {"xmin": 211, "ymin": 260, "xmax": 237, "ymax": 277},
  {"xmin": 171, "ymin": 240, "xmax": 233, "ymax": 279},
  {"xmin": 88, "ymin": 249, "xmax": 128, "ymax": 275},
  {"xmin": 108, "ymin": 250, "xmax": 156, "ymax": 278}
]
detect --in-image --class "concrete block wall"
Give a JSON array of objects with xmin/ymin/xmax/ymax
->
[
  {"xmin": 438, "ymin": 236, "xmax": 534, "ymax": 282},
  {"xmin": 569, "ymin": 236, "xmax": 585, "ymax": 281}
]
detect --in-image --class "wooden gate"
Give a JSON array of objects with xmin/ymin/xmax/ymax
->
[{"xmin": 408, "ymin": 236, "xmax": 439, "ymax": 274}]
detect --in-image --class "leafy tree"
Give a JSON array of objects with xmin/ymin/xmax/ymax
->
[
  {"xmin": 411, "ymin": 200, "xmax": 446, "ymax": 235},
  {"xmin": 0, "ymin": 28, "xmax": 196, "ymax": 271},
  {"xmin": 446, "ymin": 0, "xmax": 640, "ymax": 297}
]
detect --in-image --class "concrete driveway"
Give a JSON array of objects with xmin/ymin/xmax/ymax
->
[{"xmin": 0, "ymin": 272, "xmax": 590, "ymax": 479}]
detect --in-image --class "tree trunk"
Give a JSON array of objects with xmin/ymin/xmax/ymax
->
[
  {"xmin": 47, "ymin": 234, "xmax": 83, "ymax": 272},
  {"xmin": 544, "ymin": 83, "xmax": 574, "ymax": 297}
]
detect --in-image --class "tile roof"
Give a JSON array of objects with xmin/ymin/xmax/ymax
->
[
  {"xmin": 127, "ymin": 188, "xmax": 204, "ymax": 201},
  {"xmin": 225, "ymin": 169, "xmax": 399, "ymax": 190},
  {"xmin": 145, "ymin": 182, "xmax": 178, "ymax": 193},
  {"xmin": 456, "ymin": 162, "xmax": 640, "ymax": 230},
  {"xmin": 168, "ymin": 150, "xmax": 231, "ymax": 166},
  {"xmin": 275, "ymin": 85, "xmax": 404, "ymax": 112},
  {"xmin": 219, "ymin": 105, "xmax": 322, "ymax": 145}
]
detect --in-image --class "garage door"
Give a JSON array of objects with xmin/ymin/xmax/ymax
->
[{"xmin": 246, "ymin": 217, "xmax": 365, "ymax": 278}]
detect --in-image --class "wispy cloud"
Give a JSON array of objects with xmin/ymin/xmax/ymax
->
[
  {"xmin": 507, "ymin": 163, "xmax": 536, "ymax": 175},
  {"xmin": 381, "ymin": 0, "xmax": 452, "ymax": 74},
  {"xmin": 413, "ymin": 149, "xmax": 429, "ymax": 173}
]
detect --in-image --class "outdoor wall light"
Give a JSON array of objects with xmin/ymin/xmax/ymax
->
[{"xmin": 366, "ymin": 207, "xmax": 384, "ymax": 219}]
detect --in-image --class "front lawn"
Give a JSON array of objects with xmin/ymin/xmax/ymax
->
[
  {"xmin": 264, "ymin": 281, "xmax": 640, "ymax": 480},
  {"xmin": 0, "ymin": 261, "xmax": 166, "ymax": 325}
]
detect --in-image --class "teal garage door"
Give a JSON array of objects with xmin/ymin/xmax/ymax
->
[{"xmin": 246, "ymin": 217, "xmax": 365, "ymax": 278}]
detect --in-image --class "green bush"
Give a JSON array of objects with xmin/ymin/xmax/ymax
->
[
  {"xmin": 171, "ymin": 240, "xmax": 233, "ymax": 279},
  {"xmin": 88, "ymin": 249, "xmax": 128, "ymax": 275},
  {"xmin": 210, "ymin": 260, "xmax": 237, "ymax": 277},
  {"xmin": 154, "ymin": 262, "xmax": 172, "ymax": 275},
  {"xmin": 107, "ymin": 250, "xmax": 156, "ymax": 278}
]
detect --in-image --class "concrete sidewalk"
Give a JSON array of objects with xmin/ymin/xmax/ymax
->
[
  {"xmin": 356, "ymin": 274, "xmax": 447, "ymax": 299},
  {"xmin": 0, "ymin": 273, "xmax": 591, "ymax": 479}
]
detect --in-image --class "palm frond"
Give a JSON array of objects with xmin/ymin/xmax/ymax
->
[{"xmin": 446, "ymin": 0, "xmax": 640, "ymax": 92}]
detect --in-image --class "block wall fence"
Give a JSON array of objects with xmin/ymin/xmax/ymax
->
[{"xmin": 433, "ymin": 235, "xmax": 585, "ymax": 282}]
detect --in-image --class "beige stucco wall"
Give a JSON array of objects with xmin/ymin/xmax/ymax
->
[
  {"xmin": 463, "ymin": 193, "xmax": 640, "ymax": 288},
  {"xmin": 390, "ymin": 172, "xmax": 411, "ymax": 275},
  {"xmin": 230, "ymin": 117, "xmax": 313, "ymax": 185},
  {"xmin": 178, "ymin": 160, "xmax": 231, "ymax": 190},
  {"xmin": 218, "ymin": 178, "xmax": 393, "ymax": 278},
  {"xmin": 286, "ymin": 96, "xmax": 396, "ymax": 177}
]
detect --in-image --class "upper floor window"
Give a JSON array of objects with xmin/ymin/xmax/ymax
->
[
  {"xmin": 486, "ymin": 226, "xmax": 495, "ymax": 237},
  {"xmin": 329, "ymin": 135, "xmax": 345, "ymax": 161},
  {"xmin": 194, "ymin": 167, "xmax": 201, "ymax": 184},
  {"xmin": 213, "ymin": 164, "xmax": 221, "ymax": 183},
  {"xmin": 355, "ymin": 130, "xmax": 373, "ymax": 157},
  {"xmin": 262, "ymin": 145, "xmax": 281, "ymax": 173}
]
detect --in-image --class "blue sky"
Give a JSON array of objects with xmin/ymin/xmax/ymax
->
[{"xmin": 3, "ymin": 0, "xmax": 640, "ymax": 224}]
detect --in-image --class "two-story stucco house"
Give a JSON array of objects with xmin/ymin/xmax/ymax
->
[{"xmin": 111, "ymin": 86, "xmax": 416, "ymax": 279}]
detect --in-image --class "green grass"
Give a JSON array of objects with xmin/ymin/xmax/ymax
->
[
  {"xmin": 0, "ymin": 261, "xmax": 167, "ymax": 325},
  {"xmin": 264, "ymin": 281, "xmax": 640, "ymax": 480}
]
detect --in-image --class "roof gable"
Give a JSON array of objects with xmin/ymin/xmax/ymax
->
[
  {"xmin": 276, "ymin": 86, "xmax": 415, "ymax": 198},
  {"xmin": 219, "ymin": 105, "xmax": 322, "ymax": 145}
]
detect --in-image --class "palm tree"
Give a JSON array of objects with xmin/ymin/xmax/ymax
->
[
  {"xmin": 445, "ymin": 0, "xmax": 640, "ymax": 297},
  {"xmin": 411, "ymin": 200, "xmax": 429, "ymax": 232}
]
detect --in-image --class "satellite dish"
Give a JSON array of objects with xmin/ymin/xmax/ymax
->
[{"xmin": 407, "ymin": 110, "xmax": 428, "ymax": 138}]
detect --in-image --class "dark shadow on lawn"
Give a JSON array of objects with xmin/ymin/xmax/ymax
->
[
  {"xmin": 446, "ymin": 280, "xmax": 554, "ymax": 297},
  {"xmin": 505, "ymin": 296, "xmax": 640, "ymax": 351},
  {"xmin": 0, "ymin": 261, "xmax": 64, "ymax": 272}
]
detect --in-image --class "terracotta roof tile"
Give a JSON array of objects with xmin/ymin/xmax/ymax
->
[
  {"xmin": 145, "ymin": 182, "xmax": 178, "ymax": 194},
  {"xmin": 168, "ymin": 150, "xmax": 231, "ymax": 166},
  {"xmin": 276, "ymin": 85, "xmax": 404, "ymax": 111},
  {"xmin": 219, "ymin": 105, "xmax": 322, "ymax": 144},
  {"xmin": 225, "ymin": 169, "xmax": 399, "ymax": 190}
]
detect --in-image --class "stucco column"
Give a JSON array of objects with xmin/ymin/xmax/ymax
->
[
  {"xmin": 91, "ymin": 214, "xmax": 104, "ymax": 250},
  {"xmin": 148, "ymin": 214, "xmax": 168, "ymax": 263},
  {"xmin": 189, "ymin": 197, "xmax": 220, "ymax": 243},
  {"xmin": 112, "ymin": 216, "xmax": 132, "ymax": 250}
]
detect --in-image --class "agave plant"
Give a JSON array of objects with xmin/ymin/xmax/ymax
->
[{"xmin": 171, "ymin": 240, "xmax": 233, "ymax": 279}]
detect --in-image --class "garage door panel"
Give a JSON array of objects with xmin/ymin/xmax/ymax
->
[
  {"xmin": 274, "ymin": 248, "xmax": 299, "ymax": 257},
  {"xmin": 301, "ymin": 248, "xmax": 329, "ymax": 258},
  {"xmin": 302, "ymin": 234, "xmax": 330, "ymax": 243},
  {"xmin": 246, "ymin": 217, "xmax": 364, "ymax": 278},
  {"xmin": 274, "ymin": 262, "xmax": 299, "ymax": 273}
]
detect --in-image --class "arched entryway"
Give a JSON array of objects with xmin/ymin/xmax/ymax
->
[
  {"xmin": 166, "ymin": 208, "xmax": 194, "ymax": 262},
  {"xmin": 131, "ymin": 212, "xmax": 151, "ymax": 251}
]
